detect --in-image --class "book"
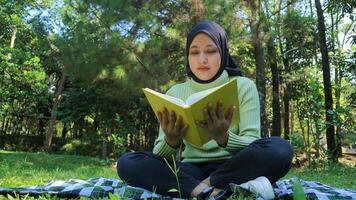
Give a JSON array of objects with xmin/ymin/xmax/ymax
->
[{"xmin": 142, "ymin": 79, "xmax": 239, "ymax": 147}]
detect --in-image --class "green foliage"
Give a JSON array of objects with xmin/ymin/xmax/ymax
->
[
  {"xmin": 111, "ymin": 134, "xmax": 127, "ymax": 157},
  {"xmin": 290, "ymin": 132, "xmax": 305, "ymax": 152},
  {"xmin": 292, "ymin": 178, "xmax": 307, "ymax": 200},
  {"xmin": 0, "ymin": 0, "xmax": 354, "ymax": 160},
  {"xmin": 60, "ymin": 139, "xmax": 89, "ymax": 155},
  {"xmin": 164, "ymin": 155, "xmax": 182, "ymax": 199}
]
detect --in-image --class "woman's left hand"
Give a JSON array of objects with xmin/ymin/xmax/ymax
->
[{"xmin": 196, "ymin": 99, "xmax": 236, "ymax": 147}]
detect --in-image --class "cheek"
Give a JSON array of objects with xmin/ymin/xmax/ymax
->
[
  {"xmin": 212, "ymin": 54, "xmax": 221, "ymax": 68},
  {"xmin": 188, "ymin": 56, "xmax": 197, "ymax": 67}
]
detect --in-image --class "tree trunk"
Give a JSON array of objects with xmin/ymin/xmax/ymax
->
[
  {"xmin": 1, "ymin": 116, "xmax": 6, "ymax": 134},
  {"xmin": 61, "ymin": 122, "xmax": 67, "ymax": 139},
  {"xmin": 4, "ymin": 117, "xmax": 10, "ymax": 134},
  {"xmin": 290, "ymin": 103, "xmax": 294, "ymax": 134},
  {"xmin": 281, "ymin": 1, "xmax": 294, "ymax": 140},
  {"xmin": 102, "ymin": 128, "xmax": 109, "ymax": 159},
  {"xmin": 11, "ymin": 116, "xmax": 17, "ymax": 135},
  {"xmin": 306, "ymin": 119, "xmax": 311, "ymax": 167},
  {"xmin": 6, "ymin": 25, "xmax": 17, "ymax": 60},
  {"xmin": 263, "ymin": 0, "xmax": 281, "ymax": 137},
  {"xmin": 44, "ymin": 71, "xmax": 66, "ymax": 152},
  {"xmin": 267, "ymin": 36, "xmax": 281, "ymax": 137},
  {"xmin": 313, "ymin": 118, "xmax": 321, "ymax": 158},
  {"xmin": 330, "ymin": 6, "xmax": 343, "ymax": 158},
  {"xmin": 38, "ymin": 119, "xmax": 45, "ymax": 136},
  {"xmin": 276, "ymin": 0, "xmax": 290, "ymax": 139},
  {"xmin": 250, "ymin": 0, "xmax": 268, "ymax": 137},
  {"xmin": 189, "ymin": 0, "xmax": 204, "ymax": 26},
  {"xmin": 315, "ymin": 0, "xmax": 337, "ymax": 162},
  {"xmin": 10, "ymin": 25, "xmax": 17, "ymax": 48}
]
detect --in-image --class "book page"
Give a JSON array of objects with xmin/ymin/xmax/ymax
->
[
  {"xmin": 185, "ymin": 86, "xmax": 218, "ymax": 105},
  {"xmin": 143, "ymin": 88, "xmax": 187, "ymax": 107},
  {"xmin": 188, "ymin": 79, "xmax": 240, "ymax": 144}
]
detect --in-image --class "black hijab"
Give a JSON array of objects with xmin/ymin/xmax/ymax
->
[{"xmin": 186, "ymin": 20, "xmax": 243, "ymax": 83}]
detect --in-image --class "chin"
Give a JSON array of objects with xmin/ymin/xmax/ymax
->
[
  {"xmin": 192, "ymin": 71, "xmax": 214, "ymax": 81},
  {"xmin": 197, "ymin": 75, "xmax": 213, "ymax": 81}
]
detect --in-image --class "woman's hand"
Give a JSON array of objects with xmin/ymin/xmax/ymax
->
[
  {"xmin": 157, "ymin": 107, "xmax": 189, "ymax": 148},
  {"xmin": 196, "ymin": 99, "xmax": 236, "ymax": 147}
]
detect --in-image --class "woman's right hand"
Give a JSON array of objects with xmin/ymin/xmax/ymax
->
[{"xmin": 157, "ymin": 107, "xmax": 189, "ymax": 148}]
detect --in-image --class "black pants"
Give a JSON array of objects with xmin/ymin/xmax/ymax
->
[{"xmin": 117, "ymin": 136, "xmax": 293, "ymax": 198}]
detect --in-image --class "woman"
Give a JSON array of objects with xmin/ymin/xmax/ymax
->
[{"xmin": 117, "ymin": 20, "xmax": 293, "ymax": 200}]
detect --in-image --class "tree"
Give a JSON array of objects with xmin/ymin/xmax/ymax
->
[
  {"xmin": 263, "ymin": 0, "xmax": 282, "ymax": 137},
  {"xmin": 247, "ymin": 0, "xmax": 268, "ymax": 137},
  {"xmin": 314, "ymin": 0, "xmax": 337, "ymax": 162}
]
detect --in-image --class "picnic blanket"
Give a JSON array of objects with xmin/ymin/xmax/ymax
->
[{"xmin": 0, "ymin": 177, "xmax": 355, "ymax": 200}]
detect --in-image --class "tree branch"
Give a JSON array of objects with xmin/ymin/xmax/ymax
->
[
  {"xmin": 270, "ymin": 0, "xmax": 297, "ymax": 17},
  {"xmin": 90, "ymin": 8, "xmax": 159, "ymax": 79}
]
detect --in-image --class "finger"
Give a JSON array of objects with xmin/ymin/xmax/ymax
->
[
  {"xmin": 169, "ymin": 110, "xmax": 176, "ymax": 131},
  {"xmin": 203, "ymin": 108, "xmax": 213, "ymax": 124},
  {"xmin": 175, "ymin": 115, "xmax": 183, "ymax": 131},
  {"xmin": 181, "ymin": 124, "xmax": 189, "ymax": 135},
  {"xmin": 216, "ymin": 99, "xmax": 224, "ymax": 119},
  {"xmin": 208, "ymin": 102, "xmax": 218, "ymax": 122},
  {"xmin": 157, "ymin": 112, "xmax": 162, "ymax": 123},
  {"xmin": 225, "ymin": 106, "xmax": 236, "ymax": 122},
  {"xmin": 195, "ymin": 120, "xmax": 207, "ymax": 128},
  {"xmin": 163, "ymin": 107, "xmax": 169, "ymax": 127}
]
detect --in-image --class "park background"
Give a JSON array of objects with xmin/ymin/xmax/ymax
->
[{"xmin": 0, "ymin": 0, "xmax": 355, "ymax": 192}]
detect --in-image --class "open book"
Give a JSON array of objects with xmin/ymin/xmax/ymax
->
[{"xmin": 143, "ymin": 79, "xmax": 239, "ymax": 147}]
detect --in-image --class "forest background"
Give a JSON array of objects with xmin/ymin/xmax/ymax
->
[{"xmin": 0, "ymin": 0, "xmax": 355, "ymax": 167}]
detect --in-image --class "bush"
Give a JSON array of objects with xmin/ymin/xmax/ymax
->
[{"xmin": 60, "ymin": 139, "xmax": 100, "ymax": 156}]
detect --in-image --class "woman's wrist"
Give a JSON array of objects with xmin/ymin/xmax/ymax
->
[
  {"xmin": 164, "ymin": 136, "xmax": 182, "ymax": 149},
  {"xmin": 216, "ymin": 130, "xmax": 229, "ymax": 147}
]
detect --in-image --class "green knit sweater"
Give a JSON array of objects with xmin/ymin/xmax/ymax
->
[{"xmin": 152, "ymin": 70, "xmax": 261, "ymax": 163}]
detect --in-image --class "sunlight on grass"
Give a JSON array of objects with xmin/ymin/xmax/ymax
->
[
  {"xmin": 284, "ymin": 164, "xmax": 356, "ymax": 190},
  {"xmin": 0, "ymin": 150, "xmax": 117, "ymax": 187}
]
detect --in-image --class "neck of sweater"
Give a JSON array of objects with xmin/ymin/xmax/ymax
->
[{"xmin": 188, "ymin": 70, "xmax": 230, "ymax": 91}]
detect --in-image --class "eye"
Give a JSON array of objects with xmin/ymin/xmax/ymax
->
[
  {"xmin": 189, "ymin": 50, "xmax": 199, "ymax": 55},
  {"xmin": 206, "ymin": 48, "xmax": 218, "ymax": 54}
]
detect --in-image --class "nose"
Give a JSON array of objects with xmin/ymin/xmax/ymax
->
[{"xmin": 198, "ymin": 52, "xmax": 208, "ymax": 64}]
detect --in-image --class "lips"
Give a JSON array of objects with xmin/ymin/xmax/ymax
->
[{"xmin": 197, "ymin": 66, "xmax": 210, "ymax": 71}]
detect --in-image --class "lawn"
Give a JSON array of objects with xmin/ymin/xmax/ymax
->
[
  {"xmin": 0, "ymin": 150, "xmax": 117, "ymax": 187},
  {"xmin": 0, "ymin": 150, "xmax": 355, "ymax": 195}
]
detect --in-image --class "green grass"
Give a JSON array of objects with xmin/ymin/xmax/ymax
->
[
  {"xmin": 0, "ymin": 150, "xmax": 355, "ymax": 198},
  {"xmin": 0, "ymin": 150, "xmax": 117, "ymax": 187},
  {"xmin": 284, "ymin": 163, "xmax": 356, "ymax": 190}
]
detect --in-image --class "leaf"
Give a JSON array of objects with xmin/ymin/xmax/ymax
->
[
  {"xmin": 109, "ymin": 192, "xmax": 120, "ymax": 200},
  {"xmin": 167, "ymin": 188, "xmax": 179, "ymax": 193},
  {"xmin": 293, "ymin": 178, "xmax": 307, "ymax": 200}
]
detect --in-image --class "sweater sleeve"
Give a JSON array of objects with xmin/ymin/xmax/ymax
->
[
  {"xmin": 152, "ymin": 127, "xmax": 180, "ymax": 160},
  {"xmin": 152, "ymin": 87, "xmax": 180, "ymax": 160},
  {"xmin": 225, "ymin": 78, "xmax": 261, "ymax": 153}
]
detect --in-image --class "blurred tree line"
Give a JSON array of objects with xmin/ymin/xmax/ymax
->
[{"xmin": 0, "ymin": 0, "xmax": 354, "ymax": 165}]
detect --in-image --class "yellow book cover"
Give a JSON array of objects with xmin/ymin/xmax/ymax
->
[{"xmin": 142, "ymin": 79, "xmax": 239, "ymax": 147}]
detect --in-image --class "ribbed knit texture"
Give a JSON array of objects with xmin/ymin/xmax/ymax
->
[{"xmin": 152, "ymin": 70, "xmax": 261, "ymax": 163}]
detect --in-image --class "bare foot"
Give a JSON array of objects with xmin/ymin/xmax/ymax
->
[{"xmin": 190, "ymin": 182, "xmax": 210, "ymax": 197}]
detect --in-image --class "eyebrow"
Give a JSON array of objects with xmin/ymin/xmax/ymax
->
[{"xmin": 189, "ymin": 44, "xmax": 217, "ymax": 49}]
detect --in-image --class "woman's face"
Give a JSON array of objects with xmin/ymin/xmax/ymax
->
[{"xmin": 188, "ymin": 33, "xmax": 221, "ymax": 81}]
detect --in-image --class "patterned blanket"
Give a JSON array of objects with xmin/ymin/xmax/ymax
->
[{"xmin": 0, "ymin": 177, "xmax": 355, "ymax": 199}]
